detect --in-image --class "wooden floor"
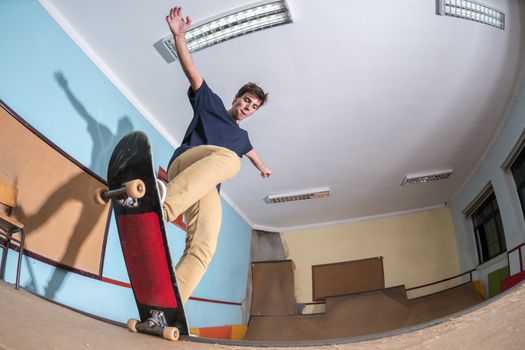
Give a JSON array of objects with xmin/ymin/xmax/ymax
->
[{"xmin": 0, "ymin": 280, "xmax": 524, "ymax": 349}]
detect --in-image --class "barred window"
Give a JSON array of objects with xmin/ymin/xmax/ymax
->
[
  {"xmin": 472, "ymin": 192, "xmax": 506, "ymax": 264},
  {"xmin": 511, "ymin": 146, "xmax": 525, "ymax": 219}
]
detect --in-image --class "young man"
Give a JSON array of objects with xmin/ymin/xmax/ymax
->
[{"xmin": 163, "ymin": 6, "xmax": 272, "ymax": 304}]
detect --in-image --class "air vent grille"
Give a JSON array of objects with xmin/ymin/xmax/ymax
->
[
  {"xmin": 264, "ymin": 188, "xmax": 330, "ymax": 204},
  {"xmin": 402, "ymin": 169, "xmax": 453, "ymax": 186}
]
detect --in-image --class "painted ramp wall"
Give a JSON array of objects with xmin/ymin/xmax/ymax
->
[{"xmin": 0, "ymin": 0, "xmax": 251, "ymax": 328}]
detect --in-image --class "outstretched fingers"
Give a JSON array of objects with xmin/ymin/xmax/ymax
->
[
  {"xmin": 166, "ymin": 6, "xmax": 191, "ymax": 25},
  {"xmin": 168, "ymin": 6, "xmax": 179, "ymax": 20}
]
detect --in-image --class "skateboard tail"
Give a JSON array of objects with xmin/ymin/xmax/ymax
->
[{"xmin": 108, "ymin": 131, "xmax": 150, "ymax": 187}]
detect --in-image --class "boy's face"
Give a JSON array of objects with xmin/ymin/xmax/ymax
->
[{"xmin": 230, "ymin": 92, "xmax": 261, "ymax": 122}]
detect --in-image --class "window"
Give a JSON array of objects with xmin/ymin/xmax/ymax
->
[
  {"xmin": 472, "ymin": 192, "xmax": 506, "ymax": 264},
  {"xmin": 511, "ymin": 146, "xmax": 525, "ymax": 219}
]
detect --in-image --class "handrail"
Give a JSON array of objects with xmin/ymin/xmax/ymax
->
[
  {"xmin": 302, "ymin": 269, "xmax": 477, "ymax": 306},
  {"xmin": 406, "ymin": 269, "xmax": 475, "ymax": 291},
  {"xmin": 506, "ymin": 242, "xmax": 525, "ymax": 273}
]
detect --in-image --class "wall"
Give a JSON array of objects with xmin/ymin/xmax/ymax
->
[
  {"xmin": 449, "ymin": 62, "xmax": 525, "ymax": 294},
  {"xmin": 0, "ymin": 0, "xmax": 251, "ymax": 328},
  {"xmin": 281, "ymin": 207, "xmax": 460, "ymax": 313}
]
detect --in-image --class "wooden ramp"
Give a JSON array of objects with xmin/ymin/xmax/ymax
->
[
  {"xmin": 245, "ymin": 283, "xmax": 484, "ymax": 341},
  {"xmin": 406, "ymin": 282, "xmax": 485, "ymax": 325},
  {"xmin": 0, "ymin": 280, "xmax": 524, "ymax": 349}
]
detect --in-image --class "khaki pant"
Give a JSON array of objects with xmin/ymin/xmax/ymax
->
[{"xmin": 162, "ymin": 145, "xmax": 241, "ymax": 304}]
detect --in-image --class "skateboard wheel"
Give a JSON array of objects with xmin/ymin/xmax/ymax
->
[
  {"xmin": 127, "ymin": 319, "xmax": 138, "ymax": 333},
  {"xmin": 163, "ymin": 326, "xmax": 180, "ymax": 341},
  {"xmin": 157, "ymin": 179, "xmax": 167, "ymax": 203},
  {"xmin": 94, "ymin": 186, "xmax": 109, "ymax": 205},
  {"xmin": 125, "ymin": 179, "xmax": 146, "ymax": 199}
]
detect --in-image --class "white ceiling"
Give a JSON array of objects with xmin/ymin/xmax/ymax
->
[{"xmin": 41, "ymin": 0, "xmax": 525, "ymax": 231}]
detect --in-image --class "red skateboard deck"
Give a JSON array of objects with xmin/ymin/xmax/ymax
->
[{"xmin": 103, "ymin": 131, "xmax": 188, "ymax": 340}]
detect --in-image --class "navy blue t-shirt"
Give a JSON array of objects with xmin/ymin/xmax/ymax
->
[{"xmin": 168, "ymin": 80, "xmax": 253, "ymax": 169}]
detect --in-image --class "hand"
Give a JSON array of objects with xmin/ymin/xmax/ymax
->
[
  {"xmin": 54, "ymin": 71, "xmax": 68, "ymax": 88},
  {"xmin": 166, "ymin": 6, "xmax": 192, "ymax": 37},
  {"xmin": 260, "ymin": 168, "xmax": 272, "ymax": 178}
]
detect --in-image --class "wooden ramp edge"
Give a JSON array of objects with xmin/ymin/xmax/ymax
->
[{"xmin": 0, "ymin": 280, "xmax": 524, "ymax": 349}]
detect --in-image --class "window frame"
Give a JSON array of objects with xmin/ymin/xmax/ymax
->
[
  {"xmin": 510, "ymin": 145, "xmax": 525, "ymax": 220},
  {"xmin": 470, "ymin": 191, "xmax": 507, "ymax": 264}
]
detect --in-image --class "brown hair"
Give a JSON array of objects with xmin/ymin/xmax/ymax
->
[{"xmin": 235, "ymin": 82, "xmax": 269, "ymax": 107}]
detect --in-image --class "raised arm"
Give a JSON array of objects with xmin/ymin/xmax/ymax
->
[
  {"xmin": 166, "ymin": 6, "xmax": 203, "ymax": 92},
  {"xmin": 246, "ymin": 149, "xmax": 272, "ymax": 178}
]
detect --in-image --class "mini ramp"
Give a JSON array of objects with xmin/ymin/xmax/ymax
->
[
  {"xmin": 0, "ymin": 280, "xmax": 524, "ymax": 349},
  {"xmin": 245, "ymin": 283, "xmax": 485, "ymax": 342}
]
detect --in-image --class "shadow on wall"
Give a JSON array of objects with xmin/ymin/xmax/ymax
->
[
  {"xmin": 18, "ymin": 71, "xmax": 134, "ymax": 298},
  {"xmin": 54, "ymin": 71, "xmax": 134, "ymax": 177}
]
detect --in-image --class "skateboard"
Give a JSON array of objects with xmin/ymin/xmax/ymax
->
[{"xmin": 94, "ymin": 131, "xmax": 188, "ymax": 341}]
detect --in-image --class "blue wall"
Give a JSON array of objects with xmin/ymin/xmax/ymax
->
[
  {"xmin": 449, "ymin": 65, "xmax": 525, "ymax": 293},
  {"xmin": 0, "ymin": 0, "xmax": 251, "ymax": 328}
]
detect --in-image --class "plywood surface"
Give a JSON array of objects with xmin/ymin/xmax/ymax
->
[
  {"xmin": 0, "ymin": 105, "xmax": 110, "ymax": 275},
  {"xmin": 246, "ymin": 282, "xmax": 486, "ymax": 342},
  {"xmin": 1, "ymin": 280, "xmax": 525, "ymax": 349},
  {"xmin": 312, "ymin": 257, "xmax": 384, "ymax": 301},
  {"xmin": 251, "ymin": 260, "xmax": 295, "ymax": 316}
]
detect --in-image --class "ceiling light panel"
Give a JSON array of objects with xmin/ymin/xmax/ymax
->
[
  {"xmin": 155, "ymin": 0, "xmax": 293, "ymax": 62},
  {"xmin": 264, "ymin": 188, "xmax": 330, "ymax": 204},
  {"xmin": 436, "ymin": 0, "xmax": 505, "ymax": 30},
  {"xmin": 401, "ymin": 169, "xmax": 453, "ymax": 186}
]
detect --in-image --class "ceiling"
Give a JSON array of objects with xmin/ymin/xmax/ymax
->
[{"xmin": 40, "ymin": 0, "xmax": 525, "ymax": 231}]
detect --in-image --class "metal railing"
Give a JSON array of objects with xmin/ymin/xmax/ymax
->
[{"xmin": 506, "ymin": 242, "xmax": 525, "ymax": 273}]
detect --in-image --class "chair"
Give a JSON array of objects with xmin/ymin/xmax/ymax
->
[{"xmin": 0, "ymin": 179, "xmax": 25, "ymax": 290}]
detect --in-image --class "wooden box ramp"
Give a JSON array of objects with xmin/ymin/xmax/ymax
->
[
  {"xmin": 250, "ymin": 260, "xmax": 295, "ymax": 316},
  {"xmin": 246, "ymin": 282, "xmax": 484, "ymax": 341},
  {"xmin": 324, "ymin": 285, "xmax": 409, "ymax": 313},
  {"xmin": 405, "ymin": 281, "xmax": 485, "ymax": 325},
  {"xmin": 323, "ymin": 286, "xmax": 414, "ymax": 339},
  {"xmin": 312, "ymin": 257, "xmax": 384, "ymax": 301}
]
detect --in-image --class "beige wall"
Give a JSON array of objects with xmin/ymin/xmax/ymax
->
[{"xmin": 281, "ymin": 207, "xmax": 461, "ymax": 308}]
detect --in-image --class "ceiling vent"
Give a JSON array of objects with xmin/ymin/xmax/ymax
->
[
  {"xmin": 264, "ymin": 187, "xmax": 330, "ymax": 204},
  {"xmin": 401, "ymin": 169, "xmax": 453, "ymax": 186}
]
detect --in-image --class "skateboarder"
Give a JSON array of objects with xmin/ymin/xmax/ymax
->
[{"xmin": 163, "ymin": 6, "xmax": 272, "ymax": 304}]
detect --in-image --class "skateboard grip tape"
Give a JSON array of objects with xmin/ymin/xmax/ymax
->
[{"xmin": 117, "ymin": 212, "xmax": 178, "ymax": 308}]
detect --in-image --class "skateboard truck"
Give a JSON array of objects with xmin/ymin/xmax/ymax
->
[
  {"xmin": 127, "ymin": 310, "xmax": 180, "ymax": 341},
  {"xmin": 94, "ymin": 179, "xmax": 146, "ymax": 206},
  {"xmin": 94, "ymin": 179, "xmax": 167, "ymax": 208},
  {"xmin": 118, "ymin": 197, "xmax": 139, "ymax": 208}
]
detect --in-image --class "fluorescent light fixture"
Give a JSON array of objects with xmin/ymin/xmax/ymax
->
[
  {"xmin": 154, "ymin": 0, "xmax": 293, "ymax": 63},
  {"xmin": 401, "ymin": 169, "xmax": 453, "ymax": 186},
  {"xmin": 264, "ymin": 187, "xmax": 330, "ymax": 204},
  {"xmin": 436, "ymin": 0, "xmax": 505, "ymax": 30}
]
